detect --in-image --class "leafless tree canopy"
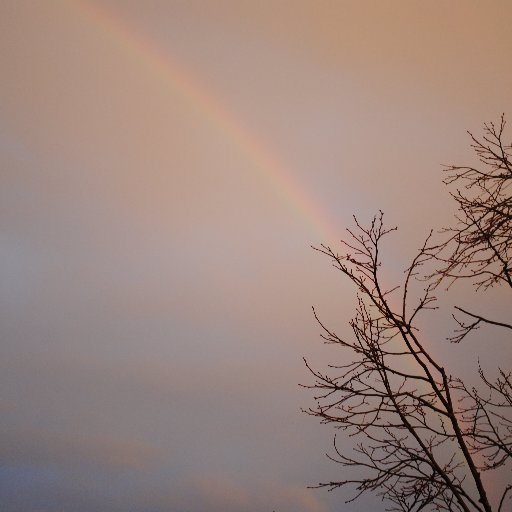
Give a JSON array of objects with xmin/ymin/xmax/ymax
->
[
  {"xmin": 303, "ymin": 118, "xmax": 512, "ymax": 512},
  {"xmin": 432, "ymin": 115, "xmax": 512, "ymax": 292}
]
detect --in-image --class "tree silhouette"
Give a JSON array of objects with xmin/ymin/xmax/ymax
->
[{"xmin": 303, "ymin": 117, "xmax": 512, "ymax": 512}]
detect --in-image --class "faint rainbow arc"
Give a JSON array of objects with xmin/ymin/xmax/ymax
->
[
  {"xmin": 72, "ymin": 0, "xmax": 342, "ymax": 244},
  {"xmin": 70, "ymin": 3, "xmax": 477, "ymax": 463}
]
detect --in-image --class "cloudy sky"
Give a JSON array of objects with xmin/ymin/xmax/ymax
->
[{"xmin": 1, "ymin": 1, "xmax": 511, "ymax": 511}]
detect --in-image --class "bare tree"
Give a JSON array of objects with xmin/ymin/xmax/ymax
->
[
  {"xmin": 303, "ymin": 118, "xmax": 512, "ymax": 512},
  {"xmin": 429, "ymin": 114, "xmax": 512, "ymax": 343},
  {"xmin": 432, "ymin": 115, "xmax": 512, "ymax": 292}
]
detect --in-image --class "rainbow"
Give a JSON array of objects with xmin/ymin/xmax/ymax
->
[
  {"xmin": 70, "ymin": 0, "xmax": 343, "ymax": 244},
  {"xmin": 69, "ymin": 0, "xmax": 450, "ymax": 355},
  {"xmin": 66, "ymin": 2, "xmax": 495, "ymax": 493}
]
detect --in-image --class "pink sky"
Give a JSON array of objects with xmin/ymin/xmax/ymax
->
[{"xmin": 1, "ymin": 1, "xmax": 511, "ymax": 510}]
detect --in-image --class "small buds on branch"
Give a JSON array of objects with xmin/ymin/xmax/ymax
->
[{"xmin": 304, "ymin": 118, "xmax": 512, "ymax": 512}]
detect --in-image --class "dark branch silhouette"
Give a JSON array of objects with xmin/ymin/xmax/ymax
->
[
  {"xmin": 430, "ymin": 114, "xmax": 512, "ymax": 293},
  {"xmin": 303, "ymin": 118, "xmax": 512, "ymax": 512}
]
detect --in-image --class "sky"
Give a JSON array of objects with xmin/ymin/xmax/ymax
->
[{"xmin": 1, "ymin": 1, "xmax": 511, "ymax": 511}]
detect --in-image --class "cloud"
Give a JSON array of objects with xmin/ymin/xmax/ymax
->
[
  {"xmin": 260, "ymin": 481, "xmax": 329, "ymax": 512},
  {"xmin": 193, "ymin": 474, "xmax": 252, "ymax": 509},
  {"xmin": 0, "ymin": 427, "xmax": 158, "ymax": 471},
  {"xmin": 128, "ymin": 475, "xmax": 329, "ymax": 512},
  {"xmin": 188, "ymin": 475, "xmax": 329, "ymax": 512}
]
